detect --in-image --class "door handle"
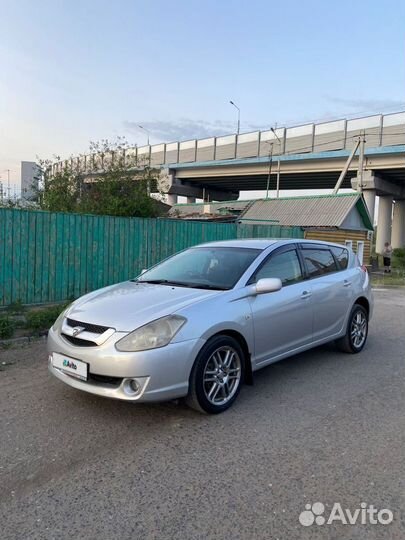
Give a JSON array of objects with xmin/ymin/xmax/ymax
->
[
  {"xmin": 301, "ymin": 290, "xmax": 312, "ymax": 299},
  {"xmin": 343, "ymin": 280, "xmax": 352, "ymax": 287}
]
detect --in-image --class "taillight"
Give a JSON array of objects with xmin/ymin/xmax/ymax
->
[{"xmin": 361, "ymin": 265, "xmax": 368, "ymax": 273}]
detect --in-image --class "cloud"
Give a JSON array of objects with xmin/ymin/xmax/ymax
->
[
  {"xmin": 123, "ymin": 118, "xmax": 269, "ymax": 143},
  {"xmin": 326, "ymin": 96, "xmax": 405, "ymax": 114},
  {"xmin": 124, "ymin": 99, "xmax": 405, "ymax": 145}
]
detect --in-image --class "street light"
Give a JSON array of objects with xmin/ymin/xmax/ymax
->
[
  {"xmin": 229, "ymin": 100, "xmax": 240, "ymax": 135},
  {"xmin": 137, "ymin": 125, "xmax": 150, "ymax": 146},
  {"xmin": 271, "ymin": 128, "xmax": 282, "ymax": 198}
]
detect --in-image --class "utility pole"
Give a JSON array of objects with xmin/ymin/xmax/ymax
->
[
  {"xmin": 271, "ymin": 127, "xmax": 282, "ymax": 198},
  {"xmin": 265, "ymin": 143, "xmax": 274, "ymax": 199},
  {"xmin": 357, "ymin": 130, "xmax": 366, "ymax": 193},
  {"xmin": 332, "ymin": 138, "xmax": 361, "ymax": 194}
]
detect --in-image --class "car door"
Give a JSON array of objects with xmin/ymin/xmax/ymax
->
[
  {"xmin": 299, "ymin": 244, "xmax": 354, "ymax": 342},
  {"xmin": 247, "ymin": 245, "xmax": 314, "ymax": 367}
]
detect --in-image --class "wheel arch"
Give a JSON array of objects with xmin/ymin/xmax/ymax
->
[
  {"xmin": 204, "ymin": 329, "xmax": 253, "ymax": 385},
  {"xmin": 354, "ymin": 296, "xmax": 370, "ymax": 316}
]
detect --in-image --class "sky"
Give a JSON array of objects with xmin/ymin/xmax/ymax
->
[{"xmin": 1, "ymin": 0, "xmax": 404, "ymax": 198}]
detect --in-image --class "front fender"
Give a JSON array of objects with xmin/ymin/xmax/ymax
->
[{"xmin": 173, "ymin": 293, "xmax": 255, "ymax": 357}]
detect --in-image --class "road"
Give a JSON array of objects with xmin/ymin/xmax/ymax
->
[{"xmin": 0, "ymin": 288, "xmax": 404, "ymax": 540}]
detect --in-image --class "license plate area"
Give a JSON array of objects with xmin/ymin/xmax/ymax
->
[{"xmin": 52, "ymin": 352, "xmax": 88, "ymax": 381}]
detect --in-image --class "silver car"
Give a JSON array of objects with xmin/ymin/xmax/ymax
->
[{"xmin": 48, "ymin": 239, "xmax": 373, "ymax": 414}]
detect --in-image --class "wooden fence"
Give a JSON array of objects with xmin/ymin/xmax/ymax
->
[{"xmin": 0, "ymin": 208, "xmax": 303, "ymax": 306}]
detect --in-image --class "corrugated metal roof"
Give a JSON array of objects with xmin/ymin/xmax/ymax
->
[
  {"xmin": 239, "ymin": 193, "xmax": 365, "ymax": 228},
  {"xmin": 169, "ymin": 199, "xmax": 252, "ymax": 217}
]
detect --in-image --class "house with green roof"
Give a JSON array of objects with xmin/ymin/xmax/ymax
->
[{"xmin": 169, "ymin": 192, "xmax": 374, "ymax": 262}]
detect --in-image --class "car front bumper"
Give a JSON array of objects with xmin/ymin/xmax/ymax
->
[{"xmin": 47, "ymin": 327, "xmax": 205, "ymax": 402}]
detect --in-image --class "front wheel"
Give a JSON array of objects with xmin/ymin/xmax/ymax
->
[
  {"xmin": 336, "ymin": 304, "xmax": 368, "ymax": 354},
  {"xmin": 186, "ymin": 335, "xmax": 245, "ymax": 414}
]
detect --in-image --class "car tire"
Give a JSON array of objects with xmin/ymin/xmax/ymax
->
[
  {"xmin": 186, "ymin": 335, "xmax": 245, "ymax": 414},
  {"xmin": 336, "ymin": 304, "xmax": 369, "ymax": 354}
]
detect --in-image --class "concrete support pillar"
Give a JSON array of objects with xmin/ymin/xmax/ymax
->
[
  {"xmin": 376, "ymin": 195, "xmax": 393, "ymax": 254},
  {"xmin": 167, "ymin": 193, "xmax": 178, "ymax": 206},
  {"xmin": 186, "ymin": 196, "xmax": 196, "ymax": 204},
  {"xmin": 392, "ymin": 200, "xmax": 405, "ymax": 249},
  {"xmin": 362, "ymin": 189, "xmax": 376, "ymax": 224}
]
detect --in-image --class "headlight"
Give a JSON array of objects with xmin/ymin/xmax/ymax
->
[
  {"xmin": 51, "ymin": 303, "xmax": 73, "ymax": 332},
  {"xmin": 115, "ymin": 315, "xmax": 186, "ymax": 352}
]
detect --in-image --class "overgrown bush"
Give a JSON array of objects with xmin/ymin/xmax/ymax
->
[
  {"xmin": 37, "ymin": 139, "xmax": 166, "ymax": 218},
  {"xmin": 25, "ymin": 305, "xmax": 66, "ymax": 333},
  {"xmin": 392, "ymin": 248, "xmax": 405, "ymax": 269},
  {"xmin": 0, "ymin": 317, "xmax": 15, "ymax": 339}
]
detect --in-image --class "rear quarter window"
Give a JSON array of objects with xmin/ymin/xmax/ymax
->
[{"xmin": 331, "ymin": 247, "xmax": 349, "ymax": 270}]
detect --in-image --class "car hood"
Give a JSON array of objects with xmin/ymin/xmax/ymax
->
[{"xmin": 66, "ymin": 281, "xmax": 220, "ymax": 332}]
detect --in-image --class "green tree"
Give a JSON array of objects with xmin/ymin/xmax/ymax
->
[{"xmin": 36, "ymin": 138, "xmax": 166, "ymax": 217}]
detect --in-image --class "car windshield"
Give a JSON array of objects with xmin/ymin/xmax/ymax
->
[{"xmin": 136, "ymin": 247, "xmax": 261, "ymax": 290}]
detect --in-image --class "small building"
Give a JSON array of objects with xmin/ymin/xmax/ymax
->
[
  {"xmin": 169, "ymin": 193, "xmax": 374, "ymax": 261},
  {"xmin": 239, "ymin": 193, "xmax": 374, "ymax": 261},
  {"xmin": 21, "ymin": 161, "xmax": 40, "ymax": 201},
  {"xmin": 168, "ymin": 199, "xmax": 252, "ymax": 221}
]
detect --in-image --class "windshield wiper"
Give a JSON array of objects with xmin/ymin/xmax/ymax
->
[
  {"xmin": 134, "ymin": 279, "xmax": 227, "ymax": 290},
  {"xmin": 135, "ymin": 279, "xmax": 191, "ymax": 287},
  {"xmin": 187, "ymin": 283, "xmax": 228, "ymax": 290}
]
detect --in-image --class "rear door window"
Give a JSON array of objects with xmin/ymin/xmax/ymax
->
[{"xmin": 302, "ymin": 248, "xmax": 338, "ymax": 278}]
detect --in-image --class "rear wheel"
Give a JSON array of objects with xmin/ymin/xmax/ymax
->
[
  {"xmin": 336, "ymin": 304, "xmax": 368, "ymax": 354},
  {"xmin": 186, "ymin": 335, "xmax": 245, "ymax": 414}
]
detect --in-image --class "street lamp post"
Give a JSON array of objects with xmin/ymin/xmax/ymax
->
[
  {"xmin": 137, "ymin": 125, "xmax": 150, "ymax": 146},
  {"xmin": 229, "ymin": 100, "xmax": 240, "ymax": 135}
]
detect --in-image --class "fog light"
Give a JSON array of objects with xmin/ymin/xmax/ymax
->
[
  {"xmin": 129, "ymin": 379, "xmax": 140, "ymax": 393},
  {"xmin": 123, "ymin": 378, "xmax": 141, "ymax": 396}
]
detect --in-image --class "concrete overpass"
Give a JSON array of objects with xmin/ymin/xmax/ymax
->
[
  {"xmin": 53, "ymin": 111, "xmax": 405, "ymax": 250},
  {"xmin": 166, "ymin": 145, "xmax": 405, "ymax": 252}
]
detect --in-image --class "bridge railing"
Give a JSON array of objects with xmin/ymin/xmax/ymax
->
[{"xmin": 52, "ymin": 111, "xmax": 405, "ymax": 175}]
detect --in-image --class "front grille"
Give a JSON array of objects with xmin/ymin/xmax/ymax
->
[
  {"xmin": 62, "ymin": 334, "xmax": 97, "ymax": 347},
  {"xmin": 88, "ymin": 373, "xmax": 123, "ymax": 386},
  {"xmin": 66, "ymin": 318, "xmax": 109, "ymax": 335}
]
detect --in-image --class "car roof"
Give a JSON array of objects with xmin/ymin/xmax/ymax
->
[
  {"xmin": 194, "ymin": 238, "xmax": 352, "ymax": 250},
  {"xmin": 195, "ymin": 239, "xmax": 279, "ymax": 249}
]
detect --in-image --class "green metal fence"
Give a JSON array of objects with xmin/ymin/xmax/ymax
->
[{"xmin": 0, "ymin": 208, "xmax": 303, "ymax": 306}]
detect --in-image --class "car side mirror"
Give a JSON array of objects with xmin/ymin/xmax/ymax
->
[{"xmin": 255, "ymin": 277, "xmax": 282, "ymax": 295}]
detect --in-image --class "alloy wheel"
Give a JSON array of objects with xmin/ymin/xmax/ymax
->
[
  {"xmin": 351, "ymin": 311, "xmax": 367, "ymax": 349},
  {"xmin": 203, "ymin": 346, "xmax": 242, "ymax": 406}
]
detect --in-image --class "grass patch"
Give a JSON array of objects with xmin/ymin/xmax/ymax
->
[
  {"xmin": 25, "ymin": 304, "xmax": 68, "ymax": 335},
  {"xmin": 6, "ymin": 300, "xmax": 25, "ymax": 315},
  {"xmin": 371, "ymin": 271, "xmax": 405, "ymax": 288},
  {"xmin": 0, "ymin": 317, "xmax": 16, "ymax": 339},
  {"xmin": 0, "ymin": 301, "xmax": 72, "ymax": 341}
]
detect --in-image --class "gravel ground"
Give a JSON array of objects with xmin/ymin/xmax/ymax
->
[{"xmin": 0, "ymin": 288, "xmax": 404, "ymax": 540}]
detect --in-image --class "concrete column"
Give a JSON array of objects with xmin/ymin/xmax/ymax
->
[
  {"xmin": 186, "ymin": 196, "xmax": 196, "ymax": 204},
  {"xmin": 376, "ymin": 195, "xmax": 393, "ymax": 254},
  {"xmin": 167, "ymin": 193, "xmax": 178, "ymax": 206},
  {"xmin": 392, "ymin": 199, "xmax": 405, "ymax": 249},
  {"xmin": 362, "ymin": 189, "xmax": 376, "ymax": 224}
]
